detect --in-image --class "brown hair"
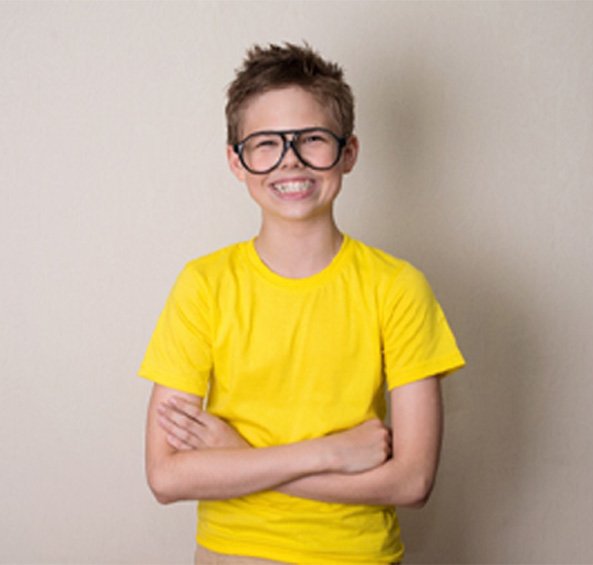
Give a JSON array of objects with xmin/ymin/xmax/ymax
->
[{"xmin": 225, "ymin": 42, "xmax": 355, "ymax": 145}]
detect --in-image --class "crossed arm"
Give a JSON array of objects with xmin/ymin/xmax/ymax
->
[{"xmin": 145, "ymin": 377, "xmax": 443, "ymax": 507}]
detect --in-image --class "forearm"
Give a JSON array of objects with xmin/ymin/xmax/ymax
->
[
  {"xmin": 149, "ymin": 387, "xmax": 392, "ymax": 505},
  {"xmin": 277, "ymin": 456, "xmax": 435, "ymax": 508},
  {"xmin": 148, "ymin": 439, "xmax": 333, "ymax": 504},
  {"xmin": 282, "ymin": 376, "xmax": 443, "ymax": 509}
]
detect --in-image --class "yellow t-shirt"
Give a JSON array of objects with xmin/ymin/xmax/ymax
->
[{"xmin": 139, "ymin": 234, "xmax": 465, "ymax": 564}]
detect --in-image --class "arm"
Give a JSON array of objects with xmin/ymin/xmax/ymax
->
[
  {"xmin": 277, "ymin": 376, "xmax": 444, "ymax": 507},
  {"xmin": 145, "ymin": 383, "xmax": 391, "ymax": 504}
]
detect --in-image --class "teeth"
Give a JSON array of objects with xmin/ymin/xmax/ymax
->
[{"xmin": 272, "ymin": 180, "xmax": 312, "ymax": 193}]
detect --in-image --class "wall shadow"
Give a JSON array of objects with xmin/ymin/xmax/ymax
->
[{"xmin": 353, "ymin": 55, "xmax": 543, "ymax": 563}]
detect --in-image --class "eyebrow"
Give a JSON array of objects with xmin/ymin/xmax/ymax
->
[{"xmin": 238, "ymin": 127, "xmax": 341, "ymax": 143}]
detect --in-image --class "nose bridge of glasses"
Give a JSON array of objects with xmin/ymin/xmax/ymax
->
[
  {"xmin": 280, "ymin": 130, "xmax": 299, "ymax": 149},
  {"xmin": 279, "ymin": 131, "xmax": 304, "ymax": 164}
]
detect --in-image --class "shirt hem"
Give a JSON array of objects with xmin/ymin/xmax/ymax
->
[{"xmin": 197, "ymin": 534, "xmax": 403, "ymax": 564}]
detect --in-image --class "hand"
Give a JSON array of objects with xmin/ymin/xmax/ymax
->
[
  {"xmin": 323, "ymin": 419, "xmax": 392, "ymax": 474},
  {"xmin": 157, "ymin": 396, "xmax": 250, "ymax": 451}
]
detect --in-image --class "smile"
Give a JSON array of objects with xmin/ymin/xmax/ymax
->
[{"xmin": 271, "ymin": 180, "xmax": 314, "ymax": 194}]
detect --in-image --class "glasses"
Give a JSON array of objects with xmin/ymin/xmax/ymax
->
[{"xmin": 233, "ymin": 127, "xmax": 347, "ymax": 175}]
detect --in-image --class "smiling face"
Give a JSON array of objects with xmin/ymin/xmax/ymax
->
[{"xmin": 227, "ymin": 86, "xmax": 358, "ymax": 226}]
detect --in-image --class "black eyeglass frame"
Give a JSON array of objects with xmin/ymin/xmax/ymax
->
[{"xmin": 232, "ymin": 127, "xmax": 348, "ymax": 175}]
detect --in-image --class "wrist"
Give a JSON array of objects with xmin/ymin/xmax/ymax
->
[{"xmin": 308, "ymin": 435, "xmax": 341, "ymax": 473}]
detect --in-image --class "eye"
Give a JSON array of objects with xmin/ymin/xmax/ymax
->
[
  {"xmin": 253, "ymin": 137, "xmax": 281, "ymax": 150},
  {"xmin": 301, "ymin": 132, "xmax": 330, "ymax": 144},
  {"xmin": 243, "ymin": 132, "xmax": 282, "ymax": 152}
]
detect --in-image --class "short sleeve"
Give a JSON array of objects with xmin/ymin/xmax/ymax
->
[
  {"xmin": 138, "ymin": 263, "xmax": 212, "ymax": 396},
  {"xmin": 383, "ymin": 263, "xmax": 465, "ymax": 390}
]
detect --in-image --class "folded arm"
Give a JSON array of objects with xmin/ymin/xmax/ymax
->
[
  {"xmin": 277, "ymin": 377, "xmax": 444, "ymax": 507},
  {"xmin": 153, "ymin": 377, "xmax": 443, "ymax": 508},
  {"xmin": 145, "ymin": 384, "xmax": 391, "ymax": 504}
]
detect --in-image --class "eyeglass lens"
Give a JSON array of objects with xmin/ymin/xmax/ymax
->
[{"xmin": 240, "ymin": 129, "xmax": 341, "ymax": 173}]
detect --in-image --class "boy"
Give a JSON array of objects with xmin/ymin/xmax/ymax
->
[{"xmin": 139, "ymin": 43, "xmax": 465, "ymax": 564}]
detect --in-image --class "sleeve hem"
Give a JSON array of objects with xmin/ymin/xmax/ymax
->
[
  {"xmin": 137, "ymin": 366, "xmax": 209, "ymax": 397},
  {"xmin": 387, "ymin": 353, "xmax": 466, "ymax": 391}
]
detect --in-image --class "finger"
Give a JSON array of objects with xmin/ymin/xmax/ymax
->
[
  {"xmin": 159, "ymin": 401, "xmax": 203, "ymax": 433},
  {"xmin": 159, "ymin": 411, "xmax": 194, "ymax": 450},
  {"xmin": 165, "ymin": 432, "xmax": 193, "ymax": 451},
  {"xmin": 158, "ymin": 413, "xmax": 202, "ymax": 449},
  {"xmin": 191, "ymin": 408, "xmax": 225, "ymax": 429},
  {"xmin": 168, "ymin": 397, "xmax": 204, "ymax": 423},
  {"xmin": 168, "ymin": 407, "xmax": 201, "ymax": 430},
  {"xmin": 157, "ymin": 412, "xmax": 180, "ymax": 436},
  {"xmin": 167, "ymin": 398, "xmax": 229, "ymax": 434}
]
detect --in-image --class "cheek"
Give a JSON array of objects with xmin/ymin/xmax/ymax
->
[
  {"xmin": 325, "ymin": 172, "xmax": 344, "ymax": 191},
  {"xmin": 245, "ymin": 179, "xmax": 267, "ymax": 200}
]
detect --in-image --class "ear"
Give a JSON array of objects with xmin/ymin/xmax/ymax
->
[
  {"xmin": 341, "ymin": 135, "xmax": 359, "ymax": 174},
  {"xmin": 227, "ymin": 145, "xmax": 247, "ymax": 182}
]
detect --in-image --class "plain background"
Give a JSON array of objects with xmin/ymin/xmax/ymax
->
[{"xmin": 1, "ymin": 1, "xmax": 592, "ymax": 563}]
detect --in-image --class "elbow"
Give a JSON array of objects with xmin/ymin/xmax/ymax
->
[
  {"xmin": 406, "ymin": 488, "xmax": 431, "ymax": 508},
  {"xmin": 151, "ymin": 486, "xmax": 176, "ymax": 506},
  {"xmin": 408, "ymin": 474, "xmax": 435, "ymax": 508},
  {"xmin": 147, "ymin": 465, "xmax": 179, "ymax": 505},
  {"xmin": 393, "ymin": 474, "xmax": 435, "ymax": 508}
]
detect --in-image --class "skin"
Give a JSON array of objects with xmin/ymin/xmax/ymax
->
[
  {"xmin": 146, "ymin": 384, "xmax": 392, "ymax": 502},
  {"xmin": 226, "ymin": 86, "xmax": 359, "ymax": 278},
  {"xmin": 145, "ymin": 85, "xmax": 444, "ymax": 507},
  {"xmin": 156, "ymin": 377, "xmax": 442, "ymax": 507}
]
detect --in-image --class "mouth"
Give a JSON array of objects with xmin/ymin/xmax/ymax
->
[{"xmin": 270, "ymin": 179, "xmax": 315, "ymax": 196}]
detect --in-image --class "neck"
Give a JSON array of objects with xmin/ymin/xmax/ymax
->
[{"xmin": 254, "ymin": 216, "xmax": 343, "ymax": 279}]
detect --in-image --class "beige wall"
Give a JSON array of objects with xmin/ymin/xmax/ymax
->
[{"xmin": 1, "ymin": 1, "xmax": 592, "ymax": 563}]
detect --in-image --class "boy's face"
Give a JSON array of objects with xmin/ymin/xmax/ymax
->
[{"xmin": 227, "ymin": 86, "xmax": 358, "ymax": 225}]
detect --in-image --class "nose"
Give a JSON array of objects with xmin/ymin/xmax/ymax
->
[{"xmin": 279, "ymin": 138, "xmax": 304, "ymax": 169}]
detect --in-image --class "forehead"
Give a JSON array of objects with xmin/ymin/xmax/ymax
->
[{"xmin": 239, "ymin": 86, "xmax": 338, "ymax": 137}]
